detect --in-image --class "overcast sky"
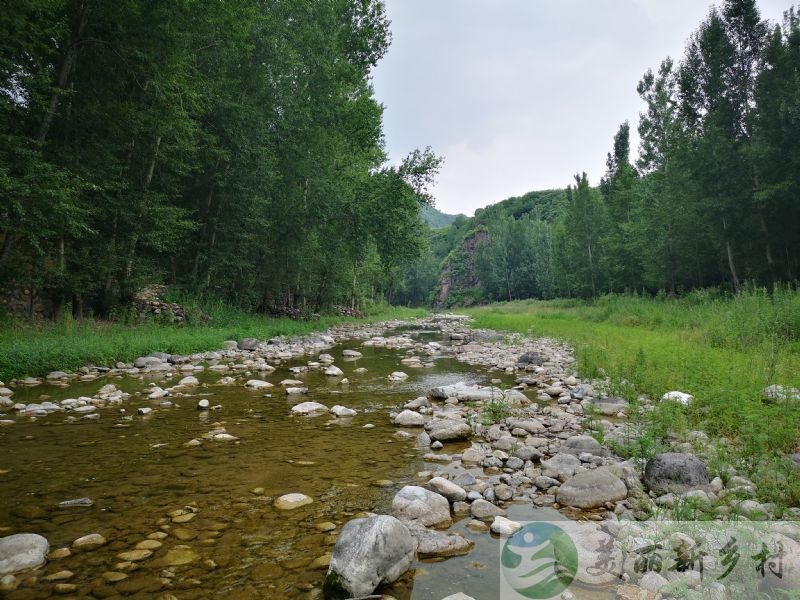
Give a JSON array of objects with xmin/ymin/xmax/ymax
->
[{"xmin": 371, "ymin": 0, "xmax": 790, "ymax": 216}]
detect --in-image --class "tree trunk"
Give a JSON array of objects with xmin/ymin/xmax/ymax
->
[
  {"xmin": 587, "ymin": 241, "xmax": 597, "ymax": 298},
  {"xmin": 0, "ymin": 232, "xmax": 16, "ymax": 266},
  {"xmin": 722, "ymin": 216, "xmax": 741, "ymax": 295},
  {"xmin": 38, "ymin": 1, "xmax": 90, "ymax": 142}
]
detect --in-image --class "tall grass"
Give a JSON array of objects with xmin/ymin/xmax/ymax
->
[
  {"xmin": 464, "ymin": 287, "xmax": 800, "ymax": 508},
  {"xmin": 0, "ymin": 300, "xmax": 426, "ymax": 382}
]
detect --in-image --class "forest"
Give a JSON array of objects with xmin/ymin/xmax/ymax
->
[
  {"xmin": 401, "ymin": 0, "xmax": 800, "ymax": 307},
  {"xmin": 0, "ymin": 0, "xmax": 441, "ymax": 319}
]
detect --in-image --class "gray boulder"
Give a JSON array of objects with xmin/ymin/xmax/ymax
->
[
  {"xmin": 428, "ymin": 477, "xmax": 467, "ymax": 502},
  {"xmin": 644, "ymin": 453, "xmax": 709, "ymax": 495},
  {"xmin": 393, "ymin": 410, "xmax": 426, "ymax": 427},
  {"xmin": 588, "ymin": 396, "xmax": 629, "ymax": 415},
  {"xmin": 516, "ymin": 351, "xmax": 542, "ymax": 366},
  {"xmin": 426, "ymin": 419, "xmax": 471, "ymax": 442},
  {"xmin": 237, "ymin": 338, "xmax": 259, "ymax": 351},
  {"xmin": 408, "ymin": 524, "xmax": 473, "ymax": 558},
  {"xmin": 0, "ymin": 534, "xmax": 49, "ymax": 575},
  {"xmin": 392, "ymin": 486, "xmax": 451, "ymax": 527},
  {"xmin": 324, "ymin": 516, "xmax": 414, "ymax": 599},
  {"xmin": 470, "ymin": 499, "xmax": 506, "ymax": 520},
  {"xmin": 561, "ymin": 435, "xmax": 604, "ymax": 457},
  {"xmin": 557, "ymin": 468, "xmax": 628, "ymax": 509},
  {"xmin": 541, "ymin": 453, "xmax": 581, "ymax": 479}
]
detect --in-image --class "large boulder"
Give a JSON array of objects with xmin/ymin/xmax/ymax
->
[
  {"xmin": 391, "ymin": 486, "xmax": 451, "ymax": 527},
  {"xmin": 0, "ymin": 534, "xmax": 49, "ymax": 575},
  {"xmin": 557, "ymin": 468, "xmax": 628, "ymax": 509},
  {"xmin": 428, "ymin": 477, "xmax": 467, "ymax": 502},
  {"xmin": 426, "ymin": 418, "xmax": 471, "ymax": 442},
  {"xmin": 588, "ymin": 396, "xmax": 629, "ymax": 415},
  {"xmin": 561, "ymin": 435, "xmax": 604, "ymax": 457},
  {"xmin": 237, "ymin": 338, "xmax": 259, "ymax": 351},
  {"xmin": 323, "ymin": 516, "xmax": 414, "ymax": 599},
  {"xmin": 541, "ymin": 453, "xmax": 581, "ymax": 479},
  {"xmin": 393, "ymin": 410, "xmax": 426, "ymax": 427},
  {"xmin": 644, "ymin": 453, "xmax": 709, "ymax": 495},
  {"xmin": 408, "ymin": 524, "xmax": 473, "ymax": 558}
]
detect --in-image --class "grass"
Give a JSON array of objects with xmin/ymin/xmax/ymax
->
[
  {"xmin": 0, "ymin": 298, "xmax": 426, "ymax": 382},
  {"xmin": 462, "ymin": 286, "xmax": 800, "ymax": 508}
]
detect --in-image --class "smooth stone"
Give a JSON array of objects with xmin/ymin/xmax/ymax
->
[
  {"xmin": 0, "ymin": 534, "xmax": 49, "ymax": 575},
  {"xmin": 157, "ymin": 546, "xmax": 199, "ymax": 566},
  {"xmin": 274, "ymin": 493, "xmax": 313, "ymax": 510},
  {"xmin": 116, "ymin": 549, "xmax": 153, "ymax": 561},
  {"xmin": 330, "ymin": 405, "xmax": 356, "ymax": 417},
  {"xmin": 557, "ymin": 468, "xmax": 628, "ymax": 509},
  {"xmin": 393, "ymin": 410, "xmax": 426, "ymax": 427},
  {"xmin": 428, "ymin": 477, "xmax": 467, "ymax": 502},
  {"xmin": 391, "ymin": 486, "xmax": 451, "ymax": 527},
  {"xmin": 490, "ymin": 516, "xmax": 522, "ymax": 536},
  {"xmin": 72, "ymin": 533, "xmax": 106, "ymax": 550},
  {"xmin": 324, "ymin": 515, "xmax": 414, "ymax": 598},
  {"xmin": 291, "ymin": 402, "xmax": 329, "ymax": 415},
  {"xmin": 470, "ymin": 499, "xmax": 506, "ymax": 520},
  {"xmin": 644, "ymin": 453, "xmax": 709, "ymax": 495}
]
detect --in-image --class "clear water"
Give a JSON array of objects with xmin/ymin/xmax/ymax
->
[{"xmin": 0, "ymin": 330, "xmax": 541, "ymax": 599}]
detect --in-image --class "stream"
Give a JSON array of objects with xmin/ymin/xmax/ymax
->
[{"xmin": 0, "ymin": 320, "xmax": 560, "ymax": 599}]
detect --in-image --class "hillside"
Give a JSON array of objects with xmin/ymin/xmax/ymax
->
[
  {"xmin": 421, "ymin": 204, "xmax": 464, "ymax": 229},
  {"xmin": 394, "ymin": 189, "xmax": 569, "ymax": 306}
]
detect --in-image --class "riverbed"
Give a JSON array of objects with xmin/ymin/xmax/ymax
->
[{"xmin": 1, "ymin": 319, "xmax": 554, "ymax": 599}]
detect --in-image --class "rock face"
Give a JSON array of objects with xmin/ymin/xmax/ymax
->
[
  {"xmin": 644, "ymin": 453, "xmax": 709, "ymax": 495},
  {"xmin": 324, "ymin": 516, "xmax": 415, "ymax": 599},
  {"xmin": 557, "ymin": 468, "xmax": 628, "ymax": 509},
  {"xmin": 0, "ymin": 534, "xmax": 49, "ymax": 575},
  {"xmin": 391, "ymin": 486, "xmax": 451, "ymax": 527}
]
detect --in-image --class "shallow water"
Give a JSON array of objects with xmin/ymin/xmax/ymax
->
[{"xmin": 0, "ymin": 328, "xmax": 539, "ymax": 599}]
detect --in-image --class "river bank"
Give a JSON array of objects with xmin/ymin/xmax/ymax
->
[
  {"xmin": 0, "ymin": 305, "xmax": 427, "ymax": 382},
  {"xmin": 1, "ymin": 314, "xmax": 798, "ymax": 598}
]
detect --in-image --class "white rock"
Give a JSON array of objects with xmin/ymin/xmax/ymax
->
[
  {"xmin": 324, "ymin": 365, "xmax": 344, "ymax": 377},
  {"xmin": 388, "ymin": 371, "xmax": 409, "ymax": 382},
  {"xmin": 490, "ymin": 516, "xmax": 522, "ymax": 536},
  {"xmin": 274, "ymin": 493, "xmax": 313, "ymax": 510},
  {"xmin": 0, "ymin": 534, "xmax": 49, "ymax": 575},
  {"xmin": 197, "ymin": 399, "xmax": 210, "ymax": 410},
  {"xmin": 330, "ymin": 405, "xmax": 357, "ymax": 417},
  {"xmin": 393, "ymin": 410, "xmax": 426, "ymax": 427},
  {"xmin": 245, "ymin": 379, "xmax": 273, "ymax": 390},
  {"xmin": 178, "ymin": 376, "xmax": 199, "ymax": 387},
  {"xmin": 291, "ymin": 402, "xmax": 329, "ymax": 415},
  {"xmin": 661, "ymin": 391, "xmax": 693, "ymax": 405}
]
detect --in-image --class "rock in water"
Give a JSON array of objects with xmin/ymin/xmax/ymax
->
[
  {"xmin": 324, "ymin": 515, "xmax": 414, "ymax": 599},
  {"xmin": 290, "ymin": 402, "xmax": 329, "ymax": 415},
  {"xmin": 644, "ymin": 453, "xmax": 709, "ymax": 495},
  {"xmin": 556, "ymin": 468, "xmax": 628, "ymax": 509},
  {"xmin": 391, "ymin": 485, "xmax": 451, "ymax": 527},
  {"xmin": 393, "ymin": 410, "xmax": 425, "ymax": 427},
  {"xmin": 0, "ymin": 534, "xmax": 49, "ymax": 575},
  {"xmin": 274, "ymin": 493, "xmax": 313, "ymax": 510}
]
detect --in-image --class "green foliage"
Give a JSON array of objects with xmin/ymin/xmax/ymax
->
[
  {"xmin": 401, "ymin": 0, "xmax": 800, "ymax": 308},
  {"xmin": 420, "ymin": 205, "xmax": 464, "ymax": 229},
  {"xmin": 0, "ymin": 0, "xmax": 440, "ymax": 317},
  {"xmin": 464, "ymin": 289, "xmax": 800, "ymax": 505},
  {"xmin": 0, "ymin": 300, "xmax": 425, "ymax": 381}
]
